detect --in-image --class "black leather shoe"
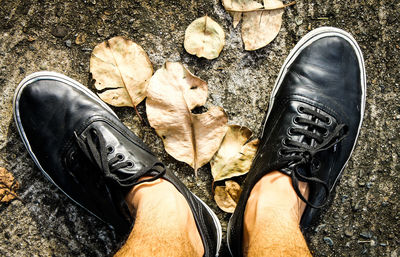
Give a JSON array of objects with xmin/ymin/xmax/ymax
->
[
  {"xmin": 13, "ymin": 71, "xmax": 222, "ymax": 256},
  {"xmin": 227, "ymin": 27, "xmax": 366, "ymax": 256}
]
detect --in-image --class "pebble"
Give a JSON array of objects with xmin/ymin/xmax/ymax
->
[
  {"xmin": 323, "ymin": 237, "xmax": 334, "ymax": 246},
  {"xmin": 295, "ymin": 16, "xmax": 303, "ymax": 25},
  {"xmin": 315, "ymin": 224, "xmax": 326, "ymax": 232},
  {"xmin": 352, "ymin": 201, "xmax": 361, "ymax": 211},
  {"xmin": 51, "ymin": 25, "xmax": 68, "ymax": 38},
  {"xmin": 344, "ymin": 228, "xmax": 354, "ymax": 237},
  {"xmin": 361, "ymin": 247, "xmax": 368, "ymax": 255},
  {"xmin": 75, "ymin": 33, "xmax": 87, "ymax": 45},
  {"xmin": 65, "ymin": 40, "xmax": 72, "ymax": 48},
  {"xmin": 27, "ymin": 35, "xmax": 36, "ymax": 42},
  {"xmin": 360, "ymin": 231, "xmax": 372, "ymax": 239},
  {"xmin": 97, "ymin": 28, "xmax": 104, "ymax": 36}
]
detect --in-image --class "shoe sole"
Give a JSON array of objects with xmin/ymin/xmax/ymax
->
[
  {"xmin": 14, "ymin": 71, "xmax": 222, "ymax": 255},
  {"xmin": 227, "ymin": 27, "xmax": 366, "ymax": 255},
  {"xmin": 193, "ymin": 194, "xmax": 223, "ymax": 256}
]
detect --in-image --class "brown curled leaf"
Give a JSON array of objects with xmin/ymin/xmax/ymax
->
[
  {"xmin": 214, "ymin": 180, "xmax": 242, "ymax": 213},
  {"xmin": 0, "ymin": 167, "xmax": 20, "ymax": 203}
]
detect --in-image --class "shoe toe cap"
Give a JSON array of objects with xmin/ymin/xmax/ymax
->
[{"xmin": 14, "ymin": 76, "xmax": 112, "ymax": 170}]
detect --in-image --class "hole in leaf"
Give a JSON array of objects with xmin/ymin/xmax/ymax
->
[{"xmin": 191, "ymin": 106, "xmax": 207, "ymax": 114}]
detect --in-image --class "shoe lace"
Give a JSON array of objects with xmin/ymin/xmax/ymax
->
[
  {"xmin": 74, "ymin": 128, "xmax": 166, "ymax": 188},
  {"xmin": 280, "ymin": 106, "xmax": 348, "ymax": 208}
]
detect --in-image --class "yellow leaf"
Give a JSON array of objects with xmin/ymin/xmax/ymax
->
[
  {"xmin": 211, "ymin": 125, "xmax": 259, "ymax": 182},
  {"xmin": 146, "ymin": 62, "xmax": 228, "ymax": 174},
  {"xmin": 184, "ymin": 16, "xmax": 225, "ymax": 60},
  {"xmin": 0, "ymin": 167, "xmax": 19, "ymax": 203},
  {"xmin": 214, "ymin": 180, "xmax": 242, "ymax": 213},
  {"xmin": 90, "ymin": 36, "xmax": 153, "ymax": 107}
]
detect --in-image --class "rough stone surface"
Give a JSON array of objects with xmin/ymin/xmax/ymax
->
[{"xmin": 0, "ymin": 0, "xmax": 399, "ymax": 256}]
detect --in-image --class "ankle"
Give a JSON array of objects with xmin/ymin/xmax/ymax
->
[
  {"xmin": 125, "ymin": 178, "xmax": 177, "ymax": 212},
  {"xmin": 124, "ymin": 178, "xmax": 204, "ymax": 257},
  {"xmin": 245, "ymin": 171, "xmax": 309, "ymax": 224}
]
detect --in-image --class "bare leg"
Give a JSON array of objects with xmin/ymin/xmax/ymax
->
[
  {"xmin": 114, "ymin": 178, "xmax": 204, "ymax": 257},
  {"xmin": 243, "ymin": 171, "xmax": 312, "ymax": 257}
]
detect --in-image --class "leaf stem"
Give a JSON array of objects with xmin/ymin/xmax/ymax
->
[{"xmin": 225, "ymin": 1, "xmax": 296, "ymax": 13}]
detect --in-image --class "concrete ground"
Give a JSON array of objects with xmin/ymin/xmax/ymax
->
[{"xmin": 0, "ymin": 0, "xmax": 399, "ymax": 256}]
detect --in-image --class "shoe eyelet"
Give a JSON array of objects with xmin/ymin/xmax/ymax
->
[
  {"xmin": 126, "ymin": 161, "xmax": 134, "ymax": 168},
  {"xmin": 325, "ymin": 117, "xmax": 332, "ymax": 125},
  {"xmin": 297, "ymin": 106, "xmax": 305, "ymax": 113},
  {"xmin": 106, "ymin": 145, "xmax": 114, "ymax": 154},
  {"xmin": 288, "ymin": 127, "xmax": 295, "ymax": 136},
  {"xmin": 322, "ymin": 129, "xmax": 329, "ymax": 137},
  {"xmin": 277, "ymin": 149, "xmax": 283, "ymax": 157},
  {"xmin": 117, "ymin": 153, "xmax": 125, "ymax": 160},
  {"xmin": 293, "ymin": 116, "xmax": 300, "ymax": 124},
  {"xmin": 282, "ymin": 138, "xmax": 289, "ymax": 146}
]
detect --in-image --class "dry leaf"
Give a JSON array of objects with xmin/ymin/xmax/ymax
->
[
  {"xmin": 214, "ymin": 180, "xmax": 242, "ymax": 213},
  {"xmin": 146, "ymin": 62, "xmax": 228, "ymax": 173},
  {"xmin": 184, "ymin": 16, "xmax": 225, "ymax": 60},
  {"xmin": 0, "ymin": 167, "xmax": 19, "ymax": 203},
  {"xmin": 242, "ymin": 0, "xmax": 284, "ymax": 50},
  {"xmin": 222, "ymin": 0, "xmax": 263, "ymax": 28},
  {"xmin": 90, "ymin": 36, "xmax": 153, "ymax": 107},
  {"xmin": 211, "ymin": 125, "xmax": 259, "ymax": 182}
]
